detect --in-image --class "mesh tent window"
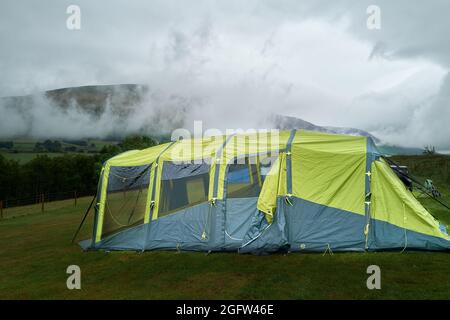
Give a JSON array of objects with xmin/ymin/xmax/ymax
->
[
  {"xmin": 158, "ymin": 160, "xmax": 211, "ymax": 217},
  {"xmin": 226, "ymin": 154, "xmax": 278, "ymax": 198},
  {"xmin": 259, "ymin": 154, "xmax": 278, "ymax": 182},
  {"xmin": 102, "ymin": 165, "xmax": 151, "ymax": 238}
]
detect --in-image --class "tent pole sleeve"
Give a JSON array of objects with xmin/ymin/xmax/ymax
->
[
  {"xmin": 286, "ymin": 129, "xmax": 297, "ymax": 196},
  {"xmin": 256, "ymin": 154, "xmax": 262, "ymax": 187},
  {"xmin": 144, "ymin": 166, "xmax": 156, "ymax": 224},
  {"xmin": 141, "ymin": 141, "xmax": 178, "ymax": 251},
  {"xmin": 365, "ymin": 138, "xmax": 373, "ymax": 249},
  {"xmin": 147, "ymin": 141, "xmax": 178, "ymax": 222},
  {"xmin": 94, "ymin": 165, "xmax": 110, "ymax": 243},
  {"xmin": 212, "ymin": 134, "xmax": 236, "ymax": 199},
  {"xmin": 89, "ymin": 167, "xmax": 104, "ymax": 247},
  {"xmin": 248, "ymin": 161, "xmax": 254, "ymax": 184}
]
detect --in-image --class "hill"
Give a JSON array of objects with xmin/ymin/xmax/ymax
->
[
  {"xmin": 377, "ymin": 145, "xmax": 424, "ymax": 156},
  {"xmin": 272, "ymin": 114, "xmax": 379, "ymax": 142},
  {"xmin": 2, "ymin": 84, "xmax": 380, "ymax": 140},
  {"xmin": 1, "ymin": 84, "xmax": 147, "ymax": 117},
  {"xmin": 0, "ymin": 84, "xmax": 432, "ymax": 156}
]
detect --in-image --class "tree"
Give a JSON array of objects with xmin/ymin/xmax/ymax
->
[
  {"xmin": 0, "ymin": 154, "xmax": 21, "ymax": 200},
  {"xmin": 99, "ymin": 135, "xmax": 158, "ymax": 161},
  {"xmin": 0, "ymin": 141, "xmax": 13, "ymax": 149},
  {"xmin": 34, "ymin": 140, "xmax": 63, "ymax": 153},
  {"xmin": 0, "ymin": 135, "xmax": 160, "ymax": 201},
  {"xmin": 119, "ymin": 135, "xmax": 157, "ymax": 151}
]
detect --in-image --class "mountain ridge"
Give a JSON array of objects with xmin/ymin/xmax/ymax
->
[
  {"xmin": 270, "ymin": 114, "xmax": 380, "ymax": 142},
  {"xmin": 0, "ymin": 83, "xmax": 425, "ymax": 155}
]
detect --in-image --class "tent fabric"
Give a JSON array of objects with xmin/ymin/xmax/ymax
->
[
  {"xmin": 224, "ymin": 197, "xmax": 259, "ymax": 248},
  {"xmin": 161, "ymin": 161, "xmax": 210, "ymax": 180},
  {"xmin": 256, "ymin": 154, "xmax": 286, "ymax": 222},
  {"xmin": 368, "ymin": 218, "xmax": 450, "ymax": 251},
  {"xmin": 82, "ymin": 129, "xmax": 450, "ymax": 253},
  {"xmin": 370, "ymin": 159, "xmax": 449, "ymax": 241},
  {"xmin": 100, "ymin": 164, "xmax": 150, "ymax": 238},
  {"xmin": 283, "ymin": 196, "xmax": 366, "ymax": 252},
  {"xmin": 240, "ymin": 199, "xmax": 289, "ymax": 253},
  {"xmin": 291, "ymin": 130, "xmax": 367, "ymax": 216}
]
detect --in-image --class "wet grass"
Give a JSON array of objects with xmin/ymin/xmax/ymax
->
[{"xmin": 0, "ymin": 194, "xmax": 449, "ymax": 299}]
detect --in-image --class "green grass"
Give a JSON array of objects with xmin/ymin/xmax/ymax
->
[
  {"xmin": 392, "ymin": 155, "xmax": 450, "ymax": 185},
  {"xmin": 1, "ymin": 197, "xmax": 79, "ymax": 219},
  {"xmin": 1, "ymin": 193, "xmax": 450, "ymax": 299},
  {"xmin": 414, "ymin": 180, "xmax": 450, "ymax": 230},
  {"xmin": 10, "ymin": 139, "xmax": 37, "ymax": 152}
]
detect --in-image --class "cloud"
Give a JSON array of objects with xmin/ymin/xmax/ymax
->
[{"xmin": 0, "ymin": 0, "xmax": 449, "ymax": 147}]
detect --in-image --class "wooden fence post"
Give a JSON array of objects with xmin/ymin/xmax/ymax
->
[
  {"xmin": 0, "ymin": 200, "xmax": 3, "ymax": 219},
  {"xmin": 41, "ymin": 193, "xmax": 45, "ymax": 212},
  {"xmin": 74, "ymin": 191, "xmax": 77, "ymax": 206}
]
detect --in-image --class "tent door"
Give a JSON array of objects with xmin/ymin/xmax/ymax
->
[{"xmin": 224, "ymin": 157, "xmax": 262, "ymax": 247}]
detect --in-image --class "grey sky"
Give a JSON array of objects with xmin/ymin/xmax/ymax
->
[{"xmin": 1, "ymin": 0, "xmax": 449, "ymax": 147}]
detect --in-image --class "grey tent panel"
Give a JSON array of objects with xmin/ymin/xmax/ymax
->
[
  {"xmin": 281, "ymin": 196, "xmax": 366, "ymax": 252},
  {"xmin": 84, "ymin": 194, "xmax": 450, "ymax": 253},
  {"xmin": 107, "ymin": 165, "xmax": 150, "ymax": 192},
  {"xmin": 223, "ymin": 197, "xmax": 259, "ymax": 248},
  {"xmin": 368, "ymin": 218, "xmax": 450, "ymax": 251},
  {"xmin": 240, "ymin": 198, "xmax": 289, "ymax": 253},
  {"xmin": 161, "ymin": 161, "xmax": 210, "ymax": 180}
]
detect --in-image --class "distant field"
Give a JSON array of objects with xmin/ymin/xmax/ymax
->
[
  {"xmin": 0, "ymin": 138, "xmax": 119, "ymax": 163},
  {"xmin": 10, "ymin": 139, "xmax": 36, "ymax": 152},
  {"xmin": 1, "ymin": 152, "xmax": 74, "ymax": 163}
]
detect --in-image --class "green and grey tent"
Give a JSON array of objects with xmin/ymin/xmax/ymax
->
[{"xmin": 80, "ymin": 130, "xmax": 450, "ymax": 252}]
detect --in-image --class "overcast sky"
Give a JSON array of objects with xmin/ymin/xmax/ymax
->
[{"xmin": 1, "ymin": 0, "xmax": 449, "ymax": 148}]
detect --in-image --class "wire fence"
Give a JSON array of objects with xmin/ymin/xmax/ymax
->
[{"xmin": 0, "ymin": 190, "xmax": 94, "ymax": 219}]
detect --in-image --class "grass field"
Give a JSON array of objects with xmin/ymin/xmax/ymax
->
[
  {"xmin": 0, "ymin": 138, "xmax": 119, "ymax": 164},
  {"xmin": 0, "ymin": 152, "xmax": 69, "ymax": 164},
  {"xmin": 0, "ymin": 189, "xmax": 449, "ymax": 299}
]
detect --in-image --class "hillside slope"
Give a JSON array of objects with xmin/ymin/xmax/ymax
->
[{"xmin": 0, "ymin": 84, "xmax": 424, "ymax": 157}]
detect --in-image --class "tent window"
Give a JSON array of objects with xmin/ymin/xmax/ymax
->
[
  {"xmin": 226, "ymin": 154, "xmax": 278, "ymax": 198},
  {"xmin": 102, "ymin": 165, "xmax": 150, "ymax": 238},
  {"xmin": 260, "ymin": 155, "xmax": 278, "ymax": 182},
  {"xmin": 158, "ymin": 160, "xmax": 210, "ymax": 217}
]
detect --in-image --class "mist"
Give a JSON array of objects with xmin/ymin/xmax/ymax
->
[{"xmin": 1, "ymin": 0, "xmax": 450, "ymax": 148}]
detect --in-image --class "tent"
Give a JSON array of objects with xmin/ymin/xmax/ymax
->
[{"xmin": 79, "ymin": 129, "xmax": 450, "ymax": 252}]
